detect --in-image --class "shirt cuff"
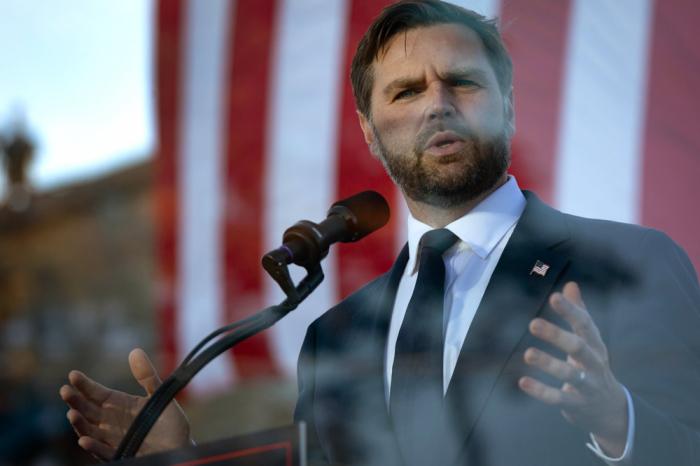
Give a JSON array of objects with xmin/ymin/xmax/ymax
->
[{"xmin": 585, "ymin": 385, "xmax": 635, "ymax": 464}]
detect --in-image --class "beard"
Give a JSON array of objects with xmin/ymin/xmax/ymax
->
[{"xmin": 371, "ymin": 120, "xmax": 511, "ymax": 209}]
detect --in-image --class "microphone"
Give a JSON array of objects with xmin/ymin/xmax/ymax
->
[{"xmin": 264, "ymin": 190, "xmax": 390, "ymax": 268}]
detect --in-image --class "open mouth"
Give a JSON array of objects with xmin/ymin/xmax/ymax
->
[
  {"xmin": 436, "ymin": 139, "xmax": 456, "ymax": 147},
  {"xmin": 424, "ymin": 131, "xmax": 467, "ymax": 156}
]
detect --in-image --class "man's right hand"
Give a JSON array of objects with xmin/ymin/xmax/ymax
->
[{"xmin": 59, "ymin": 348, "xmax": 192, "ymax": 461}]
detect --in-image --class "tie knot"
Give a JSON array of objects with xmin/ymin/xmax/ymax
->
[{"xmin": 419, "ymin": 229, "xmax": 459, "ymax": 256}]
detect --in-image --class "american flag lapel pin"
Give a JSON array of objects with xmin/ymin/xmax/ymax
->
[{"xmin": 530, "ymin": 260, "xmax": 550, "ymax": 277}]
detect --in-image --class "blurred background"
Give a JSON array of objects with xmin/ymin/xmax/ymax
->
[{"xmin": 0, "ymin": 0, "xmax": 698, "ymax": 464}]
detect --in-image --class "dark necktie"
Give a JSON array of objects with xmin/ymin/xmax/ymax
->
[{"xmin": 390, "ymin": 228, "xmax": 459, "ymax": 466}]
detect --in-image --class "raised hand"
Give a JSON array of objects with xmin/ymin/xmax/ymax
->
[
  {"xmin": 519, "ymin": 282, "xmax": 628, "ymax": 457},
  {"xmin": 59, "ymin": 348, "xmax": 192, "ymax": 461}
]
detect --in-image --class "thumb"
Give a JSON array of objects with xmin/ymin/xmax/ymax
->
[{"xmin": 128, "ymin": 348, "xmax": 162, "ymax": 396}]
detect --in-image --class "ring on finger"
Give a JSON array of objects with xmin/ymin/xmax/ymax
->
[{"xmin": 577, "ymin": 371, "xmax": 587, "ymax": 383}]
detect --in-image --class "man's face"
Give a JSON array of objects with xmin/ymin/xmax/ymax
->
[{"xmin": 358, "ymin": 23, "xmax": 511, "ymax": 208}]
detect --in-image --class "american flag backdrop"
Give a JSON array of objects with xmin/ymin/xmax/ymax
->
[{"xmin": 154, "ymin": 0, "xmax": 700, "ymax": 394}]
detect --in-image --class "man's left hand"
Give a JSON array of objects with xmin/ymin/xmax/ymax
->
[{"xmin": 519, "ymin": 281, "xmax": 628, "ymax": 457}]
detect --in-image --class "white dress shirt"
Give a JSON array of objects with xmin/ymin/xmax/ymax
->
[
  {"xmin": 384, "ymin": 176, "xmax": 634, "ymax": 464},
  {"xmin": 385, "ymin": 176, "xmax": 525, "ymax": 396}
]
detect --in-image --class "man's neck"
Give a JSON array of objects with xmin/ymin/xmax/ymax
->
[{"xmin": 405, "ymin": 174, "xmax": 508, "ymax": 228}]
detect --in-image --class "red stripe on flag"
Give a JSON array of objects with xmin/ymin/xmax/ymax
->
[
  {"xmin": 223, "ymin": 0, "xmax": 280, "ymax": 378},
  {"xmin": 641, "ymin": 0, "xmax": 700, "ymax": 271},
  {"xmin": 335, "ymin": 0, "xmax": 399, "ymax": 299},
  {"xmin": 500, "ymin": 0, "xmax": 572, "ymax": 203},
  {"xmin": 156, "ymin": 0, "xmax": 184, "ymax": 377}
]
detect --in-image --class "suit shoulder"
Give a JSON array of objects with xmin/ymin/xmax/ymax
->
[
  {"xmin": 555, "ymin": 209, "xmax": 697, "ymax": 280},
  {"xmin": 562, "ymin": 210, "xmax": 647, "ymax": 237},
  {"xmin": 559, "ymin": 210, "xmax": 672, "ymax": 250}
]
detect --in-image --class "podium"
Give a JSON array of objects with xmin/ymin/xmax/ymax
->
[{"xmin": 108, "ymin": 423, "xmax": 306, "ymax": 466}]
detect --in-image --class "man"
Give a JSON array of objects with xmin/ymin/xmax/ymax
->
[{"xmin": 60, "ymin": 1, "xmax": 700, "ymax": 465}]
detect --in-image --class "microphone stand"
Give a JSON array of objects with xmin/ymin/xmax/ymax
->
[{"xmin": 112, "ymin": 258, "xmax": 324, "ymax": 460}]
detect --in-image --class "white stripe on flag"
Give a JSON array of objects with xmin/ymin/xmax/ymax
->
[
  {"xmin": 177, "ymin": 0, "xmax": 234, "ymax": 392},
  {"xmin": 555, "ymin": 0, "xmax": 653, "ymax": 223},
  {"xmin": 265, "ymin": 0, "xmax": 349, "ymax": 376}
]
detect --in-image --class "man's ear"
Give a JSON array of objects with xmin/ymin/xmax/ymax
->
[{"xmin": 357, "ymin": 110, "xmax": 379, "ymax": 157}]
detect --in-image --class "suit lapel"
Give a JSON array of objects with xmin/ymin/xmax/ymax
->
[
  {"xmin": 364, "ymin": 243, "xmax": 409, "ymax": 404},
  {"xmin": 335, "ymin": 245, "xmax": 408, "ymax": 465},
  {"xmin": 443, "ymin": 192, "xmax": 571, "ymax": 461}
]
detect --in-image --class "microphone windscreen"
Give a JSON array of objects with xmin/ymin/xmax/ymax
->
[{"xmin": 328, "ymin": 190, "xmax": 390, "ymax": 241}]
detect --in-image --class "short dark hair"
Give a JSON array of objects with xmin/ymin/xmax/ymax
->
[{"xmin": 350, "ymin": 0, "xmax": 514, "ymax": 133}]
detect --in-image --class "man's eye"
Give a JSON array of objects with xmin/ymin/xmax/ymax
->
[
  {"xmin": 394, "ymin": 89, "xmax": 418, "ymax": 100},
  {"xmin": 454, "ymin": 79, "xmax": 480, "ymax": 88}
]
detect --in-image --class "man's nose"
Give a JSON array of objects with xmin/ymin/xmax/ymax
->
[{"xmin": 425, "ymin": 84, "xmax": 455, "ymax": 121}]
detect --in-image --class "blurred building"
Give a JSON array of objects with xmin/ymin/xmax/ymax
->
[
  {"xmin": 0, "ymin": 158, "xmax": 154, "ymax": 464},
  {"xmin": 0, "ymin": 160, "xmax": 155, "ymax": 385}
]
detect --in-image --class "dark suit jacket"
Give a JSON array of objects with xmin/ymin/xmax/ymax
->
[{"xmin": 294, "ymin": 192, "xmax": 700, "ymax": 466}]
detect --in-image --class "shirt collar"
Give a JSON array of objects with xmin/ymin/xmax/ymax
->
[{"xmin": 406, "ymin": 176, "xmax": 526, "ymax": 274}]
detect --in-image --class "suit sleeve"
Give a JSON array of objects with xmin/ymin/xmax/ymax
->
[
  {"xmin": 294, "ymin": 323, "xmax": 330, "ymax": 466},
  {"xmin": 609, "ymin": 229, "xmax": 700, "ymax": 466}
]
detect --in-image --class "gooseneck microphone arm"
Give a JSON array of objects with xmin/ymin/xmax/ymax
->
[{"xmin": 112, "ymin": 191, "xmax": 389, "ymax": 460}]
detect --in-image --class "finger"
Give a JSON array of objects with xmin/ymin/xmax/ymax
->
[
  {"xmin": 129, "ymin": 348, "xmax": 162, "ymax": 396},
  {"xmin": 68, "ymin": 370, "xmax": 113, "ymax": 405},
  {"xmin": 60, "ymin": 385, "xmax": 102, "ymax": 424},
  {"xmin": 550, "ymin": 292, "xmax": 606, "ymax": 354},
  {"xmin": 518, "ymin": 376, "xmax": 582, "ymax": 407},
  {"xmin": 64, "ymin": 408, "xmax": 83, "ymax": 440},
  {"xmin": 529, "ymin": 318, "xmax": 601, "ymax": 370},
  {"xmin": 78, "ymin": 435, "xmax": 116, "ymax": 462},
  {"xmin": 549, "ymin": 291, "xmax": 598, "ymax": 338},
  {"xmin": 68, "ymin": 407, "xmax": 130, "ymax": 451},
  {"xmin": 561, "ymin": 282, "xmax": 605, "ymax": 351},
  {"xmin": 562, "ymin": 281, "xmax": 585, "ymax": 308},
  {"xmin": 524, "ymin": 348, "xmax": 584, "ymax": 386},
  {"xmin": 67, "ymin": 408, "xmax": 101, "ymax": 440}
]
